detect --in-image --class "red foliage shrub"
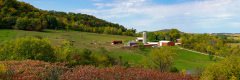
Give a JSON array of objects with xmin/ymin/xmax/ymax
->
[
  {"xmin": 60, "ymin": 66, "xmax": 195, "ymax": 80},
  {"xmin": 0, "ymin": 60, "xmax": 67, "ymax": 80},
  {"xmin": 0, "ymin": 60, "xmax": 197, "ymax": 80}
]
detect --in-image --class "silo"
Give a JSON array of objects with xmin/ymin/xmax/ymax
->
[{"xmin": 143, "ymin": 32, "xmax": 147, "ymax": 44}]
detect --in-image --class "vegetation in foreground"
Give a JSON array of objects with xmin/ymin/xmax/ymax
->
[
  {"xmin": 201, "ymin": 56, "xmax": 240, "ymax": 80},
  {"xmin": 0, "ymin": 60, "xmax": 195, "ymax": 80}
]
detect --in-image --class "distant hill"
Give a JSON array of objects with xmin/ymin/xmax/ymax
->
[
  {"xmin": 138, "ymin": 29, "xmax": 183, "ymax": 34},
  {"xmin": 0, "ymin": 0, "xmax": 136, "ymax": 36},
  {"xmin": 154, "ymin": 29, "xmax": 184, "ymax": 33}
]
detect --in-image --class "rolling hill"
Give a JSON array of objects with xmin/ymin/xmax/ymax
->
[{"xmin": 0, "ymin": 0, "xmax": 135, "ymax": 35}]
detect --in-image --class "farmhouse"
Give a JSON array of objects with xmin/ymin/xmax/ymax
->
[{"xmin": 175, "ymin": 39, "xmax": 182, "ymax": 45}]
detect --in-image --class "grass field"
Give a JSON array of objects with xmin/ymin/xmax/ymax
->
[
  {"xmin": 0, "ymin": 29, "xmax": 215, "ymax": 70},
  {"xmin": 174, "ymin": 48, "xmax": 215, "ymax": 70}
]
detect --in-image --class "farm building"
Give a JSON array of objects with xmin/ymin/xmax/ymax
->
[
  {"xmin": 126, "ymin": 32, "xmax": 177, "ymax": 47},
  {"xmin": 136, "ymin": 32, "xmax": 147, "ymax": 44},
  {"xmin": 144, "ymin": 44, "xmax": 158, "ymax": 47},
  {"xmin": 175, "ymin": 39, "xmax": 182, "ymax": 45},
  {"xmin": 147, "ymin": 42, "xmax": 159, "ymax": 46},
  {"xmin": 128, "ymin": 41, "xmax": 138, "ymax": 46},
  {"xmin": 159, "ymin": 41, "xmax": 175, "ymax": 46},
  {"xmin": 112, "ymin": 41, "xmax": 123, "ymax": 45},
  {"xmin": 176, "ymin": 39, "xmax": 181, "ymax": 43},
  {"xmin": 136, "ymin": 37, "xmax": 143, "ymax": 42}
]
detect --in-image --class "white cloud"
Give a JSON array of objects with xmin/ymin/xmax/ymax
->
[{"xmin": 74, "ymin": 0, "xmax": 240, "ymax": 33}]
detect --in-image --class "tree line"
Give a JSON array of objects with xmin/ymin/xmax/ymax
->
[
  {"xmin": 142, "ymin": 29, "xmax": 181, "ymax": 42},
  {"xmin": 181, "ymin": 33, "xmax": 240, "ymax": 58},
  {"xmin": 0, "ymin": 0, "xmax": 136, "ymax": 36}
]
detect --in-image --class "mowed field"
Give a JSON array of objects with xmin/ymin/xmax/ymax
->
[{"xmin": 0, "ymin": 29, "xmax": 215, "ymax": 70}]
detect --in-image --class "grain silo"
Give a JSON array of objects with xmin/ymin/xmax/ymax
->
[{"xmin": 143, "ymin": 32, "xmax": 147, "ymax": 44}]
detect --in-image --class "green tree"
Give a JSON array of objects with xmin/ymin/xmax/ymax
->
[
  {"xmin": 149, "ymin": 47, "xmax": 176, "ymax": 72},
  {"xmin": 45, "ymin": 15, "xmax": 58, "ymax": 29},
  {"xmin": 1, "ymin": 16, "xmax": 17, "ymax": 29},
  {"xmin": 15, "ymin": 17, "xmax": 29, "ymax": 30},
  {"xmin": 15, "ymin": 17, "xmax": 44, "ymax": 31},
  {"xmin": 168, "ymin": 29, "xmax": 181, "ymax": 41}
]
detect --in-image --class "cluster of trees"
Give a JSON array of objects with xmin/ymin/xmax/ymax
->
[
  {"xmin": 201, "ymin": 56, "xmax": 240, "ymax": 80},
  {"xmin": 15, "ymin": 17, "xmax": 46, "ymax": 31},
  {"xmin": 181, "ymin": 33, "xmax": 240, "ymax": 57},
  {"xmin": 0, "ymin": 0, "xmax": 136, "ymax": 36},
  {"xmin": 145, "ymin": 29, "xmax": 181, "ymax": 42}
]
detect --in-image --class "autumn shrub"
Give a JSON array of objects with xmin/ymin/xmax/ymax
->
[
  {"xmin": 0, "ymin": 37, "xmax": 56, "ymax": 62},
  {"xmin": 60, "ymin": 66, "xmax": 194, "ymax": 80},
  {"xmin": 0, "ymin": 60, "xmax": 196, "ymax": 80},
  {"xmin": 55, "ymin": 40, "xmax": 76, "ymax": 62},
  {"xmin": 46, "ymin": 66, "xmax": 66, "ymax": 80},
  {"xmin": 91, "ymin": 48, "xmax": 116, "ymax": 67},
  {"xmin": 0, "ymin": 64, "xmax": 6, "ymax": 74},
  {"xmin": 201, "ymin": 55, "xmax": 240, "ymax": 80},
  {"xmin": 65, "ymin": 48, "xmax": 94, "ymax": 67},
  {"xmin": 0, "ymin": 60, "xmax": 67, "ymax": 80}
]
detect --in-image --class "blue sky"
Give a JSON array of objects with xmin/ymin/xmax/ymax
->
[{"xmin": 20, "ymin": 0, "xmax": 240, "ymax": 33}]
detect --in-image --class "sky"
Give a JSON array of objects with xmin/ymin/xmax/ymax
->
[{"xmin": 20, "ymin": 0, "xmax": 240, "ymax": 33}]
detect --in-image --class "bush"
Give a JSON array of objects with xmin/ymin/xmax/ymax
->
[
  {"xmin": 0, "ymin": 64, "xmax": 6, "ymax": 74},
  {"xmin": 170, "ymin": 67, "xmax": 179, "ymax": 73},
  {"xmin": 0, "ymin": 37, "xmax": 56, "ymax": 62},
  {"xmin": 0, "ymin": 60, "xmax": 67, "ymax": 80},
  {"xmin": 54, "ymin": 40, "xmax": 75, "ymax": 62},
  {"xmin": 60, "ymin": 66, "xmax": 194, "ymax": 80},
  {"xmin": 65, "ymin": 48, "xmax": 94, "ymax": 67}
]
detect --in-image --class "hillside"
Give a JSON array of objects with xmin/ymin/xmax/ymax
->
[
  {"xmin": 0, "ymin": 29, "xmax": 215, "ymax": 70},
  {"xmin": 0, "ymin": 0, "xmax": 135, "ymax": 36}
]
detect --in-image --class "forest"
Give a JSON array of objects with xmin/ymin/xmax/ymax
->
[{"xmin": 0, "ymin": 0, "xmax": 136, "ymax": 36}]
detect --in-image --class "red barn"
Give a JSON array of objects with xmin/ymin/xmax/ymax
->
[
  {"xmin": 160, "ymin": 41, "xmax": 175, "ymax": 46},
  {"xmin": 167, "ymin": 41, "xmax": 175, "ymax": 46}
]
